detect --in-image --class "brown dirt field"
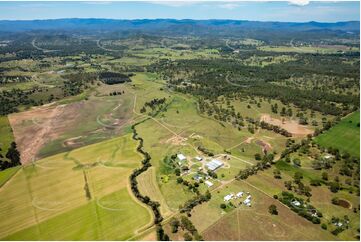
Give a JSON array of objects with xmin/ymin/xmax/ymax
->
[
  {"xmin": 255, "ymin": 139, "xmax": 272, "ymax": 153},
  {"xmin": 9, "ymin": 103, "xmax": 82, "ymax": 164},
  {"xmin": 139, "ymin": 230, "xmax": 157, "ymax": 241},
  {"xmin": 260, "ymin": 114, "xmax": 313, "ymax": 136},
  {"xmin": 8, "ymin": 98, "xmax": 132, "ymax": 164}
]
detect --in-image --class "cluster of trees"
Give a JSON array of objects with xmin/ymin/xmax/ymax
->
[
  {"xmin": 180, "ymin": 216, "xmax": 203, "ymax": 241},
  {"xmin": 259, "ymin": 121, "xmax": 292, "ymax": 137},
  {"xmin": 0, "ymin": 142, "xmax": 21, "ymax": 171},
  {"xmin": 179, "ymin": 190, "xmax": 211, "ymax": 214},
  {"xmin": 197, "ymin": 145, "xmax": 214, "ymax": 157},
  {"xmin": 140, "ymin": 98, "xmax": 167, "ymax": 114},
  {"xmin": 98, "ymin": 72, "xmax": 132, "ymax": 85},
  {"xmin": 283, "ymin": 171, "xmax": 312, "ymax": 197},
  {"xmin": 278, "ymin": 191, "xmax": 322, "ymax": 224},
  {"xmin": 237, "ymin": 153, "xmax": 274, "ymax": 180},
  {"xmin": 109, "ymin": 90, "xmax": 124, "ymax": 96},
  {"xmin": 153, "ymin": 50, "xmax": 358, "ymax": 117},
  {"xmin": 129, "ymin": 122, "xmax": 169, "ymax": 241}
]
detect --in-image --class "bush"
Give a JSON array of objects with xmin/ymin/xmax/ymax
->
[
  {"xmin": 220, "ymin": 203, "xmax": 227, "ymax": 209},
  {"xmin": 321, "ymin": 223, "xmax": 327, "ymax": 230}
]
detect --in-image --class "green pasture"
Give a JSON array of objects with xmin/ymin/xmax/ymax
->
[{"xmin": 315, "ymin": 111, "xmax": 360, "ymax": 157}]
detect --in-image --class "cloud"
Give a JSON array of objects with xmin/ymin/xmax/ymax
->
[
  {"xmin": 218, "ymin": 3, "xmax": 240, "ymax": 10},
  {"xmin": 84, "ymin": 1, "xmax": 113, "ymax": 5},
  {"xmin": 288, "ymin": 0, "xmax": 310, "ymax": 6},
  {"xmin": 149, "ymin": 1, "xmax": 199, "ymax": 7}
]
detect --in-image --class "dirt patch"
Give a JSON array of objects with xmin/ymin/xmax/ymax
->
[
  {"xmin": 255, "ymin": 140, "xmax": 272, "ymax": 153},
  {"xmin": 9, "ymin": 99, "xmax": 131, "ymax": 164},
  {"xmin": 260, "ymin": 114, "xmax": 313, "ymax": 136},
  {"xmin": 338, "ymin": 199, "xmax": 352, "ymax": 209},
  {"xmin": 9, "ymin": 103, "xmax": 82, "ymax": 164},
  {"xmin": 163, "ymin": 135, "xmax": 188, "ymax": 146},
  {"xmin": 245, "ymin": 137, "xmax": 254, "ymax": 144},
  {"xmin": 63, "ymin": 136, "xmax": 84, "ymax": 148}
]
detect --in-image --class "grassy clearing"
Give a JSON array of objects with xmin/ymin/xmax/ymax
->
[
  {"xmin": 0, "ymin": 166, "xmax": 20, "ymax": 187},
  {"xmin": 315, "ymin": 111, "xmax": 360, "ymax": 157}
]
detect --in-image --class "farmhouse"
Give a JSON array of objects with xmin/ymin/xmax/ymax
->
[
  {"xmin": 236, "ymin": 192, "xmax": 244, "ymax": 198},
  {"xmin": 193, "ymin": 174, "xmax": 202, "ymax": 182},
  {"xmin": 224, "ymin": 194, "xmax": 233, "ymax": 202},
  {"xmin": 177, "ymin": 153, "xmax": 186, "ymax": 161},
  {"xmin": 205, "ymin": 180, "xmax": 213, "ymax": 187},
  {"xmin": 243, "ymin": 198, "xmax": 251, "ymax": 206},
  {"xmin": 291, "ymin": 200, "xmax": 301, "ymax": 207},
  {"xmin": 206, "ymin": 159, "xmax": 224, "ymax": 171}
]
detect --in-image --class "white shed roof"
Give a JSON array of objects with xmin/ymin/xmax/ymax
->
[{"xmin": 177, "ymin": 154, "xmax": 186, "ymax": 161}]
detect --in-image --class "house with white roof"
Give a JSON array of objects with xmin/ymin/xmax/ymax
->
[
  {"xmin": 236, "ymin": 192, "xmax": 244, "ymax": 198},
  {"xmin": 205, "ymin": 180, "xmax": 213, "ymax": 187},
  {"xmin": 177, "ymin": 154, "xmax": 186, "ymax": 161}
]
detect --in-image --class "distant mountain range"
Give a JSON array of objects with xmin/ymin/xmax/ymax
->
[
  {"xmin": 0, "ymin": 19, "xmax": 358, "ymax": 32},
  {"xmin": 0, "ymin": 19, "xmax": 359, "ymax": 42}
]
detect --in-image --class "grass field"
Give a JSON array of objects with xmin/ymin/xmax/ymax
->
[
  {"xmin": 0, "ymin": 134, "xmax": 152, "ymax": 240},
  {"xmin": 315, "ymin": 111, "xmax": 360, "ymax": 157},
  {"xmin": 0, "ymin": 115, "xmax": 14, "ymax": 158},
  {"xmin": 0, "ymin": 166, "xmax": 20, "ymax": 187}
]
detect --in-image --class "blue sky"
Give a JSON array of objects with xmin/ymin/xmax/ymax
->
[{"xmin": 0, "ymin": 1, "xmax": 359, "ymax": 22}]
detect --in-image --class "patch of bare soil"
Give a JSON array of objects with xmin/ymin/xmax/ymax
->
[
  {"xmin": 163, "ymin": 135, "xmax": 188, "ymax": 146},
  {"xmin": 63, "ymin": 136, "xmax": 84, "ymax": 148},
  {"xmin": 260, "ymin": 114, "xmax": 313, "ymax": 136},
  {"xmin": 338, "ymin": 199, "xmax": 352, "ymax": 209},
  {"xmin": 255, "ymin": 140, "xmax": 272, "ymax": 153},
  {"xmin": 9, "ymin": 102, "xmax": 86, "ymax": 164}
]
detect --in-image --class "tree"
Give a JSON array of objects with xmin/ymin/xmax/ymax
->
[
  {"xmin": 184, "ymin": 232, "xmax": 193, "ymax": 241},
  {"xmin": 5, "ymin": 142, "xmax": 21, "ymax": 167},
  {"xmin": 268, "ymin": 204, "xmax": 278, "ymax": 215},
  {"xmin": 292, "ymin": 158, "xmax": 301, "ymax": 167},
  {"xmin": 322, "ymin": 172, "xmax": 328, "ymax": 181},
  {"xmin": 330, "ymin": 182, "xmax": 340, "ymax": 193},
  {"xmin": 254, "ymin": 153, "xmax": 262, "ymax": 161},
  {"xmin": 273, "ymin": 169, "xmax": 281, "ymax": 179},
  {"xmin": 170, "ymin": 218, "xmax": 180, "ymax": 233},
  {"xmin": 220, "ymin": 203, "xmax": 227, "ymax": 209}
]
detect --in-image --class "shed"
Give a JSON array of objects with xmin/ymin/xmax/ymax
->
[
  {"xmin": 177, "ymin": 154, "xmax": 186, "ymax": 161},
  {"xmin": 205, "ymin": 181, "xmax": 213, "ymax": 187}
]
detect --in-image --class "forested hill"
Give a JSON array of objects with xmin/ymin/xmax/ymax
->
[{"xmin": 0, "ymin": 19, "xmax": 359, "ymax": 38}]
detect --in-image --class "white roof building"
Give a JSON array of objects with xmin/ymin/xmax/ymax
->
[
  {"xmin": 195, "ymin": 156, "xmax": 203, "ymax": 161},
  {"xmin": 246, "ymin": 195, "xmax": 252, "ymax": 200},
  {"xmin": 291, "ymin": 200, "xmax": 301, "ymax": 207},
  {"xmin": 243, "ymin": 198, "xmax": 251, "ymax": 206},
  {"xmin": 206, "ymin": 159, "xmax": 224, "ymax": 171},
  {"xmin": 236, "ymin": 192, "xmax": 244, "ymax": 198},
  {"xmin": 205, "ymin": 181, "xmax": 213, "ymax": 187},
  {"xmin": 177, "ymin": 154, "xmax": 186, "ymax": 161},
  {"xmin": 224, "ymin": 194, "xmax": 233, "ymax": 202}
]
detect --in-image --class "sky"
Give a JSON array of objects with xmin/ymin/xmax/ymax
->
[{"xmin": 0, "ymin": 1, "xmax": 359, "ymax": 22}]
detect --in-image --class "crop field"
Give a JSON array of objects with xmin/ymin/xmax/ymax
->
[
  {"xmin": 0, "ymin": 134, "xmax": 152, "ymax": 240},
  {"xmin": 315, "ymin": 111, "xmax": 360, "ymax": 157}
]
